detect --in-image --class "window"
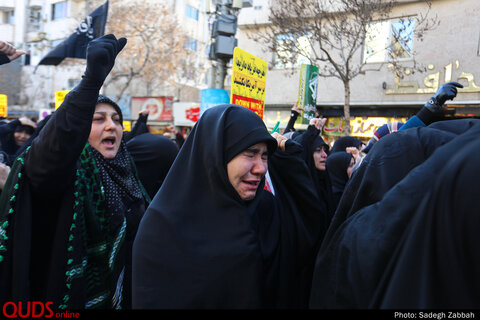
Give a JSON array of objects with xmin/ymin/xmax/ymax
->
[
  {"xmin": 363, "ymin": 18, "xmax": 415, "ymax": 63},
  {"xmin": 51, "ymin": 1, "xmax": 68, "ymax": 20},
  {"xmin": 273, "ymin": 34, "xmax": 310, "ymax": 69},
  {"xmin": 28, "ymin": 8, "xmax": 42, "ymax": 31},
  {"xmin": 184, "ymin": 37, "xmax": 197, "ymax": 51},
  {"xmin": 2, "ymin": 10, "xmax": 15, "ymax": 24},
  {"xmin": 185, "ymin": 5, "xmax": 198, "ymax": 21}
]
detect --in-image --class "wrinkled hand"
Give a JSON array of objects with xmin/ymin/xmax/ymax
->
[
  {"xmin": 272, "ymin": 132, "xmax": 287, "ymax": 151},
  {"xmin": 139, "ymin": 109, "xmax": 150, "ymax": 116},
  {"xmin": 346, "ymin": 147, "xmax": 360, "ymax": 162},
  {"xmin": 309, "ymin": 117, "xmax": 326, "ymax": 131},
  {"xmin": 83, "ymin": 34, "xmax": 127, "ymax": 87},
  {"xmin": 291, "ymin": 102, "xmax": 304, "ymax": 114},
  {"xmin": 0, "ymin": 40, "xmax": 26, "ymax": 63},
  {"xmin": 19, "ymin": 116, "xmax": 37, "ymax": 129},
  {"xmin": 425, "ymin": 81, "xmax": 463, "ymax": 114}
]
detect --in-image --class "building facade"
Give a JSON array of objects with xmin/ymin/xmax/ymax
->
[
  {"xmin": 235, "ymin": 0, "xmax": 480, "ymax": 140},
  {"xmin": 0, "ymin": 0, "xmax": 213, "ymax": 122}
]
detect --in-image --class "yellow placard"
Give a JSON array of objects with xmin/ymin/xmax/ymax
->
[
  {"xmin": 55, "ymin": 90, "xmax": 71, "ymax": 109},
  {"xmin": 122, "ymin": 121, "xmax": 131, "ymax": 132},
  {"xmin": 0, "ymin": 94, "xmax": 7, "ymax": 117},
  {"xmin": 231, "ymin": 47, "xmax": 267, "ymax": 119}
]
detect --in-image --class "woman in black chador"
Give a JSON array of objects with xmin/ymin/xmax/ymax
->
[
  {"xmin": 133, "ymin": 104, "xmax": 326, "ymax": 309},
  {"xmin": 309, "ymin": 118, "xmax": 480, "ymax": 309},
  {"xmin": 0, "ymin": 35, "xmax": 150, "ymax": 309}
]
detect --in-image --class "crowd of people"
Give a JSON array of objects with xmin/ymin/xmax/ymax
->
[{"xmin": 0, "ymin": 34, "xmax": 478, "ymax": 312}]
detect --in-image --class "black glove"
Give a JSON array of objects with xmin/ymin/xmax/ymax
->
[
  {"xmin": 83, "ymin": 34, "xmax": 127, "ymax": 88},
  {"xmin": 424, "ymin": 81, "xmax": 463, "ymax": 115}
]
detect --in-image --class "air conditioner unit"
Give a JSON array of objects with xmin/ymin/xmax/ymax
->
[{"xmin": 232, "ymin": 0, "xmax": 253, "ymax": 9}]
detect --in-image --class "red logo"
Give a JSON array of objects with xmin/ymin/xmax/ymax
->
[
  {"xmin": 185, "ymin": 106, "xmax": 200, "ymax": 122},
  {"xmin": 2, "ymin": 301, "xmax": 54, "ymax": 318}
]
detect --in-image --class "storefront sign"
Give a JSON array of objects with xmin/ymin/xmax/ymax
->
[
  {"xmin": 173, "ymin": 102, "xmax": 201, "ymax": 126},
  {"xmin": 324, "ymin": 116, "xmax": 408, "ymax": 138}
]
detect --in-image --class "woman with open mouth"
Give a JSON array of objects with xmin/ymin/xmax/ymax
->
[{"xmin": 0, "ymin": 35, "xmax": 150, "ymax": 310}]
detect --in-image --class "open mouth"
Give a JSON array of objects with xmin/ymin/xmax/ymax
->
[
  {"xmin": 243, "ymin": 180, "xmax": 260, "ymax": 189},
  {"xmin": 102, "ymin": 137, "xmax": 116, "ymax": 148}
]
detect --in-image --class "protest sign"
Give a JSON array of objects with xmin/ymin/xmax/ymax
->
[
  {"xmin": 296, "ymin": 64, "xmax": 319, "ymax": 124},
  {"xmin": 231, "ymin": 47, "xmax": 267, "ymax": 118}
]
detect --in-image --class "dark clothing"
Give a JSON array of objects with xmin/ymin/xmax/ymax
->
[
  {"xmin": 309, "ymin": 119, "xmax": 480, "ymax": 309},
  {"xmin": 0, "ymin": 80, "xmax": 149, "ymax": 309},
  {"xmin": 325, "ymin": 151, "xmax": 352, "ymax": 211},
  {"xmin": 10, "ymin": 115, "xmax": 52, "ymax": 166},
  {"xmin": 325, "ymin": 123, "xmax": 460, "ymax": 244},
  {"xmin": 132, "ymin": 104, "xmax": 324, "ymax": 309},
  {"xmin": 126, "ymin": 133, "xmax": 178, "ymax": 199},
  {"xmin": 294, "ymin": 125, "xmax": 335, "ymax": 223},
  {"xmin": 0, "ymin": 119, "xmax": 22, "ymax": 163},
  {"xmin": 263, "ymin": 139, "xmax": 328, "ymax": 308},
  {"xmin": 124, "ymin": 113, "xmax": 149, "ymax": 142},
  {"xmin": 372, "ymin": 132, "xmax": 480, "ymax": 308},
  {"xmin": 330, "ymin": 136, "xmax": 364, "ymax": 154},
  {"xmin": 0, "ymin": 53, "xmax": 9, "ymax": 65},
  {"xmin": 283, "ymin": 110, "xmax": 300, "ymax": 133}
]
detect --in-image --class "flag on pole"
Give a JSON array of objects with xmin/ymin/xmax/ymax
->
[{"xmin": 35, "ymin": 1, "xmax": 109, "ymax": 71}]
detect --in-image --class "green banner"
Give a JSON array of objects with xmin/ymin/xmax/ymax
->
[{"xmin": 296, "ymin": 64, "xmax": 319, "ymax": 125}]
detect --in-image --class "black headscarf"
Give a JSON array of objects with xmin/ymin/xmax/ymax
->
[
  {"xmin": 132, "ymin": 104, "xmax": 278, "ymax": 309},
  {"xmin": 309, "ymin": 119, "xmax": 480, "ymax": 309},
  {"xmin": 126, "ymin": 133, "xmax": 178, "ymax": 199},
  {"xmin": 330, "ymin": 136, "xmax": 364, "ymax": 154},
  {"xmin": 326, "ymin": 151, "xmax": 352, "ymax": 210}
]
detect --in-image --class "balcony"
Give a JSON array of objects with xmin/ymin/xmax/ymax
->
[{"xmin": 28, "ymin": 0, "xmax": 43, "ymax": 8}]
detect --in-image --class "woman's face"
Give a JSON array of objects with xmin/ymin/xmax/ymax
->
[
  {"xmin": 88, "ymin": 103, "xmax": 123, "ymax": 159},
  {"xmin": 313, "ymin": 146, "xmax": 328, "ymax": 171},
  {"xmin": 347, "ymin": 156, "xmax": 356, "ymax": 178},
  {"xmin": 14, "ymin": 130, "xmax": 31, "ymax": 146}
]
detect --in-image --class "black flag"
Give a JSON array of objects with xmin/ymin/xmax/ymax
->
[{"xmin": 35, "ymin": 1, "xmax": 109, "ymax": 71}]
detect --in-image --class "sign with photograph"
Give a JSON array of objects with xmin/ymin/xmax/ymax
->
[{"xmin": 131, "ymin": 97, "xmax": 173, "ymax": 121}]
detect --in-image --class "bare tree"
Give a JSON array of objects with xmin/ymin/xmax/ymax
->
[
  {"xmin": 103, "ymin": 1, "xmax": 191, "ymax": 101},
  {"xmin": 250, "ymin": 0, "xmax": 439, "ymax": 134}
]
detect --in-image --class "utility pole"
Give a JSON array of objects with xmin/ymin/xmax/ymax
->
[{"xmin": 208, "ymin": 0, "xmax": 251, "ymax": 89}]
